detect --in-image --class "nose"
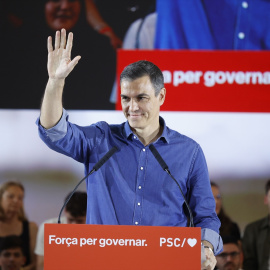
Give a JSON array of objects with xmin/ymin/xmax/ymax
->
[
  {"xmin": 13, "ymin": 196, "xmax": 19, "ymax": 203},
  {"xmin": 69, "ymin": 221, "xmax": 77, "ymax": 224},
  {"xmin": 129, "ymin": 99, "xmax": 139, "ymax": 112},
  {"xmin": 59, "ymin": 0, "xmax": 70, "ymax": 9},
  {"xmin": 226, "ymin": 254, "xmax": 234, "ymax": 262}
]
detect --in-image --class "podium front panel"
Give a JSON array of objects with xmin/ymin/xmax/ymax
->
[{"xmin": 45, "ymin": 224, "xmax": 200, "ymax": 270}]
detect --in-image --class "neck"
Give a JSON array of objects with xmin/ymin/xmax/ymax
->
[
  {"xmin": 133, "ymin": 124, "xmax": 163, "ymax": 146},
  {"xmin": 2, "ymin": 212, "xmax": 20, "ymax": 224}
]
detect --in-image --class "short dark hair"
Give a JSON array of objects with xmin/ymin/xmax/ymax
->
[
  {"xmin": 120, "ymin": 60, "xmax": 164, "ymax": 96},
  {"xmin": 265, "ymin": 179, "xmax": 270, "ymax": 195},
  {"xmin": 0, "ymin": 235, "xmax": 24, "ymax": 255},
  {"xmin": 221, "ymin": 235, "xmax": 240, "ymax": 247},
  {"xmin": 65, "ymin": 191, "xmax": 87, "ymax": 217}
]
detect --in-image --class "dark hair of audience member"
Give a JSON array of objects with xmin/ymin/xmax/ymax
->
[
  {"xmin": 265, "ymin": 179, "xmax": 270, "ymax": 195},
  {"xmin": 0, "ymin": 235, "xmax": 24, "ymax": 254},
  {"xmin": 211, "ymin": 181, "xmax": 241, "ymax": 240},
  {"xmin": 65, "ymin": 191, "xmax": 87, "ymax": 217}
]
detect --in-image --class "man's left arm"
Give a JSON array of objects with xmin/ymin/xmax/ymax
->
[{"xmin": 186, "ymin": 145, "xmax": 223, "ymax": 255}]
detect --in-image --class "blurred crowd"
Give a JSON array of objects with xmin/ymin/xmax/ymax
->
[
  {"xmin": 0, "ymin": 180, "xmax": 87, "ymax": 270},
  {"xmin": 1, "ymin": 0, "xmax": 269, "ymax": 109},
  {"xmin": 0, "ymin": 179, "xmax": 269, "ymax": 270}
]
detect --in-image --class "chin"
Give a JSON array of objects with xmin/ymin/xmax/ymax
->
[{"xmin": 128, "ymin": 123, "xmax": 140, "ymax": 129}]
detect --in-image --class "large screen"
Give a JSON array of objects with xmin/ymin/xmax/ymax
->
[{"xmin": 1, "ymin": 0, "xmax": 269, "ymax": 231}]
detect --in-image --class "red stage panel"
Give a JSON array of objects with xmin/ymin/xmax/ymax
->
[
  {"xmin": 45, "ymin": 224, "xmax": 201, "ymax": 270},
  {"xmin": 116, "ymin": 50, "xmax": 270, "ymax": 113}
]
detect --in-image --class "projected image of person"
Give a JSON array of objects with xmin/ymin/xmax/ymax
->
[
  {"xmin": 45, "ymin": 0, "xmax": 122, "ymax": 50},
  {"xmin": 84, "ymin": 0, "xmax": 122, "ymax": 50},
  {"xmin": 93, "ymin": 0, "xmax": 156, "ymax": 42},
  {"xmin": 37, "ymin": 29, "xmax": 223, "ymax": 269},
  {"xmin": 154, "ymin": 0, "xmax": 270, "ymax": 50},
  {"xmin": 1, "ymin": 0, "xmax": 115, "ymax": 110},
  {"xmin": 44, "ymin": 0, "xmax": 82, "ymax": 31},
  {"xmin": 1, "ymin": 0, "xmax": 156, "ymax": 110},
  {"xmin": 41, "ymin": 0, "xmax": 116, "ymax": 110}
]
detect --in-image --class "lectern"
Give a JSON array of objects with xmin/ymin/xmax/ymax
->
[{"xmin": 44, "ymin": 224, "xmax": 201, "ymax": 269}]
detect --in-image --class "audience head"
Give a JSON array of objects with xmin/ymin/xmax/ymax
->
[
  {"xmin": 120, "ymin": 60, "xmax": 164, "ymax": 96},
  {"xmin": 64, "ymin": 191, "xmax": 87, "ymax": 224},
  {"xmin": 44, "ymin": 0, "xmax": 82, "ymax": 31},
  {"xmin": 216, "ymin": 236, "xmax": 242, "ymax": 270},
  {"xmin": 0, "ymin": 181, "xmax": 26, "ymax": 221},
  {"xmin": 210, "ymin": 181, "xmax": 241, "ymax": 240},
  {"xmin": 264, "ymin": 179, "xmax": 270, "ymax": 212},
  {"xmin": 0, "ymin": 235, "xmax": 26, "ymax": 270},
  {"xmin": 210, "ymin": 181, "xmax": 222, "ymax": 215}
]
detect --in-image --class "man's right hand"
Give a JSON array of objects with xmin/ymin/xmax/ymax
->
[
  {"xmin": 47, "ymin": 28, "xmax": 81, "ymax": 80},
  {"xmin": 40, "ymin": 29, "xmax": 81, "ymax": 129}
]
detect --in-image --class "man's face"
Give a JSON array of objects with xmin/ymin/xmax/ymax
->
[
  {"xmin": 264, "ymin": 190, "xmax": 270, "ymax": 213},
  {"xmin": 64, "ymin": 211, "xmax": 86, "ymax": 224},
  {"xmin": 120, "ymin": 76, "xmax": 165, "ymax": 133},
  {"xmin": 216, "ymin": 243, "xmax": 242, "ymax": 270},
  {"xmin": 0, "ymin": 248, "xmax": 26, "ymax": 270},
  {"xmin": 45, "ymin": 0, "xmax": 81, "ymax": 31},
  {"xmin": 211, "ymin": 185, "xmax": 222, "ymax": 215}
]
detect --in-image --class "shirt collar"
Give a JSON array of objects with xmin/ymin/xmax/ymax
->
[{"xmin": 123, "ymin": 116, "xmax": 170, "ymax": 144}]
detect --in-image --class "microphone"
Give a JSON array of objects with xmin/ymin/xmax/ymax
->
[
  {"xmin": 58, "ymin": 146, "xmax": 118, "ymax": 224},
  {"xmin": 149, "ymin": 144, "xmax": 194, "ymax": 227}
]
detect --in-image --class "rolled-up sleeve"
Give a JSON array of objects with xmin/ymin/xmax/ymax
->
[
  {"xmin": 36, "ymin": 109, "xmax": 68, "ymax": 142},
  {"xmin": 202, "ymin": 228, "xmax": 223, "ymax": 255}
]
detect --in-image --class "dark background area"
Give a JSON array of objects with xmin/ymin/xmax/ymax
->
[{"xmin": 0, "ymin": 0, "xmax": 155, "ymax": 110}]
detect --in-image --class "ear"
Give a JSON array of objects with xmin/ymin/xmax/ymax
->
[
  {"xmin": 239, "ymin": 250, "xmax": 244, "ymax": 265},
  {"xmin": 159, "ymin": 88, "xmax": 166, "ymax": 106}
]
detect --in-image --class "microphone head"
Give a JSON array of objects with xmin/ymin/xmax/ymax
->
[{"xmin": 92, "ymin": 146, "xmax": 118, "ymax": 171}]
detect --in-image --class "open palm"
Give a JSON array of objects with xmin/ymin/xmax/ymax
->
[{"xmin": 47, "ymin": 29, "xmax": 81, "ymax": 79}]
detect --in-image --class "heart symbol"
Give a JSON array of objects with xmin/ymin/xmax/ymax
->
[{"xmin": 187, "ymin": 238, "xmax": 197, "ymax": 247}]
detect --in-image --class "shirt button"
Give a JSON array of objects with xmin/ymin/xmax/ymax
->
[
  {"xmin": 133, "ymin": 136, "xmax": 136, "ymax": 139},
  {"xmin": 242, "ymin": 1, "xmax": 248, "ymax": 8},
  {"xmin": 138, "ymin": 186, "xmax": 142, "ymax": 189},
  {"xmin": 138, "ymin": 202, "xmax": 141, "ymax": 206},
  {"xmin": 140, "ymin": 167, "xmax": 143, "ymax": 170},
  {"xmin": 142, "ymin": 148, "xmax": 146, "ymax": 152},
  {"xmin": 135, "ymin": 221, "xmax": 139, "ymax": 225},
  {"xmin": 238, "ymin": 32, "xmax": 245, "ymax": 39}
]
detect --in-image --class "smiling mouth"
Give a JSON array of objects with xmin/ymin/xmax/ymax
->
[
  {"xmin": 56, "ymin": 14, "xmax": 72, "ymax": 19},
  {"xmin": 128, "ymin": 114, "xmax": 143, "ymax": 119}
]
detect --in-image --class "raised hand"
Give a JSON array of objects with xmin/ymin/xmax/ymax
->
[{"xmin": 47, "ymin": 28, "xmax": 81, "ymax": 80}]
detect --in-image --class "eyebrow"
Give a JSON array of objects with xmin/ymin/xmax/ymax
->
[{"xmin": 120, "ymin": 94, "xmax": 150, "ymax": 98}]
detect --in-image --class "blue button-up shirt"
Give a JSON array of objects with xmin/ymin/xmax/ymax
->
[
  {"xmin": 155, "ymin": 0, "xmax": 270, "ymax": 50},
  {"xmin": 37, "ymin": 109, "xmax": 222, "ymax": 254}
]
